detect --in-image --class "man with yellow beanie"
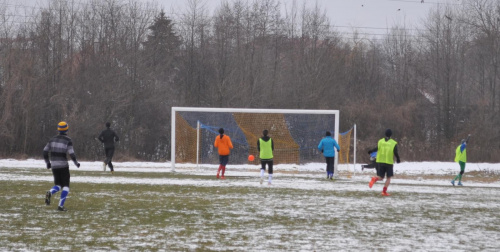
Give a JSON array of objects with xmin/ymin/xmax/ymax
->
[{"xmin": 43, "ymin": 121, "xmax": 80, "ymax": 211}]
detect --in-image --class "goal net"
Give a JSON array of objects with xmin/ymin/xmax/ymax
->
[
  {"xmin": 171, "ymin": 107, "xmax": 342, "ymax": 170},
  {"xmin": 337, "ymin": 125, "xmax": 357, "ymax": 177}
]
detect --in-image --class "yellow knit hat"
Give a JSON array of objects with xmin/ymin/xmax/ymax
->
[{"xmin": 58, "ymin": 121, "xmax": 68, "ymax": 132}]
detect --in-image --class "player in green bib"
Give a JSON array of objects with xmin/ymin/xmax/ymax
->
[
  {"xmin": 451, "ymin": 135, "xmax": 470, "ymax": 186},
  {"xmin": 257, "ymin": 130, "xmax": 274, "ymax": 185},
  {"xmin": 368, "ymin": 129, "xmax": 400, "ymax": 196}
]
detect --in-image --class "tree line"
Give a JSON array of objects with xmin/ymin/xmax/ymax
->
[{"xmin": 0, "ymin": 0, "xmax": 499, "ymax": 163}]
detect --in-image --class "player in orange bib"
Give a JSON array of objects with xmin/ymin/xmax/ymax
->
[{"xmin": 214, "ymin": 128, "xmax": 234, "ymax": 179}]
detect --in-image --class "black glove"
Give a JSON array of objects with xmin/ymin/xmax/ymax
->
[
  {"xmin": 337, "ymin": 149, "xmax": 340, "ymax": 152},
  {"xmin": 397, "ymin": 158, "xmax": 401, "ymax": 163},
  {"xmin": 46, "ymin": 163, "xmax": 51, "ymax": 169},
  {"xmin": 76, "ymin": 162, "xmax": 80, "ymax": 168}
]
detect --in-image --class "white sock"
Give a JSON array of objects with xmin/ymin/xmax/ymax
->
[
  {"xmin": 260, "ymin": 169, "xmax": 265, "ymax": 178},
  {"xmin": 268, "ymin": 174, "xmax": 273, "ymax": 183}
]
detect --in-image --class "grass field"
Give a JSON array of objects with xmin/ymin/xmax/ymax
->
[{"xmin": 1, "ymin": 164, "xmax": 500, "ymax": 251}]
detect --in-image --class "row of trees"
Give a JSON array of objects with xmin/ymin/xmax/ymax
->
[{"xmin": 0, "ymin": 0, "xmax": 499, "ymax": 162}]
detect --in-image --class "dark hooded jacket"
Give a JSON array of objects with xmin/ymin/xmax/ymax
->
[{"xmin": 98, "ymin": 128, "xmax": 119, "ymax": 148}]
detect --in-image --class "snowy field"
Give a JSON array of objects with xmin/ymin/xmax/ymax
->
[{"xmin": 1, "ymin": 159, "xmax": 500, "ymax": 251}]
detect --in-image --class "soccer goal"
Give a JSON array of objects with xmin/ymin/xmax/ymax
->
[{"xmin": 171, "ymin": 107, "xmax": 344, "ymax": 171}]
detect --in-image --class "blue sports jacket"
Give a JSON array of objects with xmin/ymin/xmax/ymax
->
[{"xmin": 318, "ymin": 136, "xmax": 340, "ymax": 158}]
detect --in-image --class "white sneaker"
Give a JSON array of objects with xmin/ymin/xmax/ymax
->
[
  {"xmin": 102, "ymin": 162, "xmax": 106, "ymax": 171},
  {"xmin": 268, "ymin": 182, "xmax": 272, "ymax": 186},
  {"xmin": 260, "ymin": 177, "xmax": 263, "ymax": 185}
]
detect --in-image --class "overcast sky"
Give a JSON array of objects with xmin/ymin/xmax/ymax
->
[
  {"xmin": 151, "ymin": 0, "xmax": 462, "ymax": 37},
  {"xmin": 9, "ymin": 0, "xmax": 462, "ymax": 37}
]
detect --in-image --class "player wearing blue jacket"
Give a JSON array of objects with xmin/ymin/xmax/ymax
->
[
  {"xmin": 362, "ymin": 148, "xmax": 378, "ymax": 171},
  {"xmin": 318, "ymin": 131, "xmax": 340, "ymax": 180}
]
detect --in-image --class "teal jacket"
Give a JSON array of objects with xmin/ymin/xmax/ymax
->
[{"xmin": 318, "ymin": 136, "xmax": 340, "ymax": 158}]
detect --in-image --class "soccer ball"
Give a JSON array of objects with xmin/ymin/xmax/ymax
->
[{"xmin": 248, "ymin": 155, "xmax": 255, "ymax": 162}]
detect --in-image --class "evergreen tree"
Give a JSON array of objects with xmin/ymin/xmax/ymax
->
[{"xmin": 143, "ymin": 10, "xmax": 181, "ymax": 67}]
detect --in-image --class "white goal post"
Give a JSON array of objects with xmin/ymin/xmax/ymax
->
[{"xmin": 171, "ymin": 107, "xmax": 340, "ymax": 171}]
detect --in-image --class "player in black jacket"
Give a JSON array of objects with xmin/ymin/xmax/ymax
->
[{"xmin": 98, "ymin": 122, "xmax": 119, "ymax": 173}]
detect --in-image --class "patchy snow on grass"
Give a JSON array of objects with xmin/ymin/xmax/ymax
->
[
  {"xmin": 2, "ymin": 159, "xmax": 499, "ymax": 188},
  {"xmin": 0, "ymin": 159, "xmax": 500, "ymax": 251}
]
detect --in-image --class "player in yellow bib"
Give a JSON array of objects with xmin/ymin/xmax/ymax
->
[
  {"xmin": 451, "ymin": 135, "xmax": 470, "ymax": 186},
  {"xmin": 257, "ymin": 130, "xmax": 274, "ymax": 185},
  {"xmin": 368, "ymin": 129, "xmax": 400, "ymax": 196}
]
